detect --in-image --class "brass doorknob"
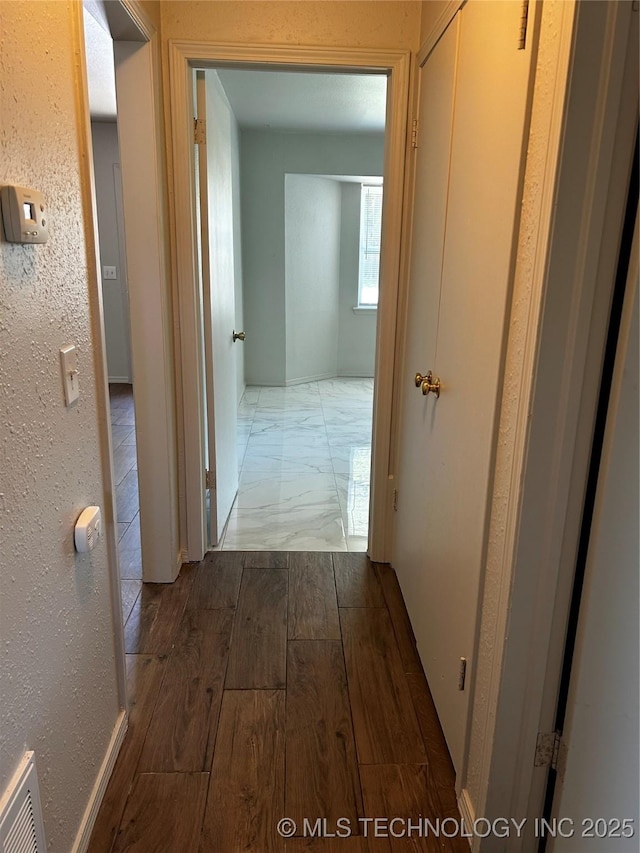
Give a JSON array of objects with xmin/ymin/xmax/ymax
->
[
  {"xmin": 415, "ymin": 370, "xmax": 441, "ymax": 397},
  {"xmin": 232, "ymin": 331, "xmax": 246, "ymax": 342},
  {"xmin": 422, "ymin": 375, "xmax": 441, "ymax": 398}
]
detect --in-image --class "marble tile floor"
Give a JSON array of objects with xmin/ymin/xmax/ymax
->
[{"xmin": 220, "ymin": 377, "xmax": 373, "ymax": 552}]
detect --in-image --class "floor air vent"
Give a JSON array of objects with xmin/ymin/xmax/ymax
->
[{"xmin": 0, "ymin": 753, "xmax": 46, "ymax": 853}]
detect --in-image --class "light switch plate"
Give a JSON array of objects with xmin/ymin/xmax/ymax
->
[
  {"xmin": 59, "ymin": 344, "xmax": 79, "ymax": 406},
  {"xmin": 102, "ymin": 265, "xmax": 117, "ymax": 280}
]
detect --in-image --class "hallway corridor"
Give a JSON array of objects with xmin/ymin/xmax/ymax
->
[{"xmin": 90, "ymin": 552, "xmax": 465, "ymax": 852}]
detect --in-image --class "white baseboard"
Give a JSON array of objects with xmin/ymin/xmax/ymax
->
[
  {"xmin": 71, "ymin": 709, "xmax": 128, "ymax": 853},
  {"xmin": 458, "ymin": 788, "xmax": 475, "ymax": 850},
  {"xmin": 107, "ymin": 376, "xmax": 132, "ymax": 384},
  {"xmin": 337, "ymin": 370, "xmax": 375, "ymax": 378}
]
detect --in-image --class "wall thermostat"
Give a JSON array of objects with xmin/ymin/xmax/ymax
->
[{"xmin": 0, "ymin": 184, "xmax": 49, "ymax": 243}]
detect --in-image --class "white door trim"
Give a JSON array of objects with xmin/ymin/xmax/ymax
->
[
  {"xmin": 114, "ymin": 35, "xmax": 181, "ymax": 585},
  {"xmin": 76, "ymin": 0, "xmax": 180, "ymax": 701},
  {"xmin": 457, "ymin": 0, "xmax": 638, "ymax": 844},
  {"xmin": 76, "ymin": 1, "xmax": 127, "ymax": 710},
  {"xmin": 168, "ymin": 40, "xmax": 410, "ymax": 562}
]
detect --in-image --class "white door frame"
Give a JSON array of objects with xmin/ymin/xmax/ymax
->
[
  {"xmin": 169, "ymin": 40, "xmax": 410, "ymax": 563},
  {"xmin": 111, "ymin": 13, "xmax": 181, "ymax": 587},
  {"xmin": 76, "ymin": 0, "xmax": 180, "ymax": 700}
]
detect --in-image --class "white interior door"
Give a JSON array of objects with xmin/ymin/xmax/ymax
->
[
  {"xmin": 393, "ymin": 0, "xmax": 535, "ymax": 774},
  {"xmin": 196, "ymin": 71, "xmax": 239, "ymax": 545}
]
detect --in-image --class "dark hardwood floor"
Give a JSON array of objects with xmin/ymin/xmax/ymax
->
[{"xmin": 89, "ymin": 552, "xmax": 467, "ymax": 852}]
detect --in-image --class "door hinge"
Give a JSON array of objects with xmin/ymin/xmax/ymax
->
[
  {"xmin": 518, "ymin": 0, "xmax": 529, "ymax": 50},
  {"xmin": 411, "ymin": 118, "xmax": 419, "ymax": 149},
  {"xmin": 534, "ymin": 731, "xmax": 561, "ymax": 770},
  {"xmin": 194, "ymin": 117, "xmax": 207, "ymax": 145},
  {"xmin": 392, "ymin": 488, "xmax": 399, "ymax": 511},
  {"xmin": 205, "ymin": 469, "xmax": 216, "ymax": 490}
]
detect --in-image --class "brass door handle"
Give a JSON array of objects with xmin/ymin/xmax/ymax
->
[
  {"xmin": 415, "ymin": 370, "xmax": 441, "ymax": 398},
  {"xmin": 232, "ymin": 331, "xmax": 246, "ymax": 342}
]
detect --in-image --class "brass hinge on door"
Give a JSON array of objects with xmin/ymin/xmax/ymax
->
[
  {"xmin": 194, "ymin": 117, "xmax": 207, "ymax": 145},
  {"xmin": 411, "ymin": 119, "xmax": 419, "ymax": 149},
  {"xmin": 518, "ymin": 0, "xmax": 529, "ymax": 50},
  {"xmin": 206, "ymin": 469, "xmax": 216, "ymax": 490}
]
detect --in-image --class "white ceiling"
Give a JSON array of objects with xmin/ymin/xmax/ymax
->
[
  {"xmin": 216, "ymin": 69, "xmax": 387, "ymax": 133},
  {"xmin": 83, "ymin": 4, "xmax": 117, "ymax": 121}
]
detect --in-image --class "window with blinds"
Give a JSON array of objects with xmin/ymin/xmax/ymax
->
[{"xmin": 358, "ymin": 183, "xmax": 383, "ymax": 307}]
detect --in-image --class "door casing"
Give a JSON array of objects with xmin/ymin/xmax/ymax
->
[
  {"xmin": 77, "ymin": 0, "xmax": 179, "ymax": 702},
  {"xmin": 169, "ymin": 40, "xmax": 411, "ymax": 563}
]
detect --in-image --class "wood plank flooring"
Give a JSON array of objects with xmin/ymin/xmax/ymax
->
[
  {"xmin": 90, "ymin": 551, "xmax": 462, "ymax": 853},
  {"xmin": 202, "ymin": 689, "xmax": 286, "ymax": 852},
  {"xmin": 288, "ymin": 552, "xmax": 341, "ymax": 640},
  {"xmin": 225, "ymin": 568, "xmax": 288, "ymax": 689},
  {"xmin": 286, "ymin": 641, "xmax": 362, "ymax": 830}
]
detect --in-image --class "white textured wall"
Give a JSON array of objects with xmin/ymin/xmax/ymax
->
[
  {"xmin": 0, "ymin": 2, "xmax": 120, "ymax": 850},
  {"xmin": 91, "ymin": 121, "xmax": 132, "ymax": 382},
  {"xmin": 240, "ymin": 130, "xmax": 384, "ymax": 385},
  {"xmin": 285, "ymin": 175, "xmax": 341, "ymax": 384},
  {"xmin": 338, "ymin": 182, "xmax": 377, "ymax": 377}
]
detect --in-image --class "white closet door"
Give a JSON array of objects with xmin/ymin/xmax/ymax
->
[{"xmin": 394, "ymin": 0, "xmax": 535, "ymax": 774}]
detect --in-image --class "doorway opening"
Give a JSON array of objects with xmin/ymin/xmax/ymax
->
[
  {"xmin": 82, "ymin": 4, "xmax": 142, "ymax": 625},
  {"xmin": 192, "ymin": 67, "xmax": 388, "ymax": 553}
]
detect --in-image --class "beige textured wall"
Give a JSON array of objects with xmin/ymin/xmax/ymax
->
[
  {"xmin": 0, "ymin": 2, "xmax": 120, "ymax": 849},
  {"xmin": 161, "ymin": 0, "xmax": 422, "ymax": 50}
]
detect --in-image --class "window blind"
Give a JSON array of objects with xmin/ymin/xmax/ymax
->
[{"xmin": 358, "ymin": 184, "xmax": 383, "ymax": 306}]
